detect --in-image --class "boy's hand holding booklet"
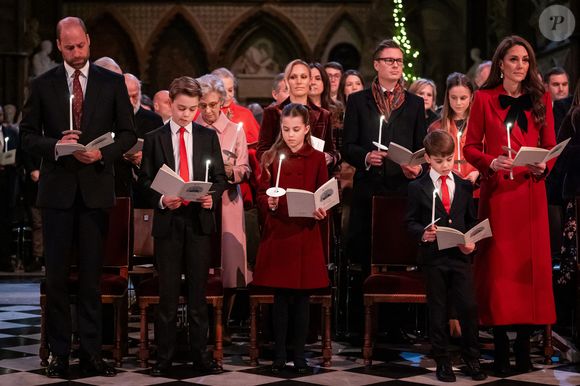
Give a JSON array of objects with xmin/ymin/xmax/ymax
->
[
  {"xmin": 55, "ymin": 132, "xmax": 114, "ymax": 158},
  {"xmin": 387, "ymin": 142, "xmax": 427, "ymax": 166},
  {"xmin": 151, "ymin": 164, "xmax": 212, "ymax": 202},
  {"xmin": 505, "ymin": 137, "xmax": 571, "ymax": 166},
  {"xmin": 436, "ymin": 218, "xmax": 493, "ymax": 250},
  {"xmin": 286, "ymin": 177, "xmax": 340, "ymax": 218}
]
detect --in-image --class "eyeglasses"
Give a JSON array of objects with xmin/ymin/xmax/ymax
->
[
  {"xmin": 327, "ymin": 73, "xmax": 342, "ymax": 79},
  {"xmin": 375, "ymin": 57, "xmax": 404, "ymax": 66},
  {"xmin": 199, "ymin": 102, "xmax": 220, "ymax": 110}
]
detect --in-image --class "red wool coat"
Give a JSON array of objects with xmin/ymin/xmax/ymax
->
[
  {"xmin": 252, "ymin": 143, "xmax": 330, "ymax": 289},
  {"xmin": 464, "ymin": 85, "xmax": 556, "ymax": 326}
]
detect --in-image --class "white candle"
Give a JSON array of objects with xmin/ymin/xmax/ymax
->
[
  {"xmin": 506, "ymin": 122, "xmax": 513, "ymax": 180},
  {"xmin": 4, "ymin": 137, "xmax": 9, "ymax": 153},
  {"xmin": 205, "ymin": 159, "xmax": 211, "ymax": 183},
  {"xmin": 431, "ymin": 188, "xmax": 438, "ymax": 226},
  {"xmin": 456, "ymin": 131, "xmax": 462, "ymax": 173},
  {"xmin": 229, "ymin": 123, "xmax": 242, "ymax": 153},
  {"xmin": 275, "ymin": 154, "xmax": 285, "ymax": 191},
  {"xmin": 69, "ymin": 94, "xmax": 74, "ymax": 131},
  {"xmin": 377, "ymin": 115, "xmax": 385, "ymax": 150}
]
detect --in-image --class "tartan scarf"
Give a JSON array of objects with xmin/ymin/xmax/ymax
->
[{"xmin": 371, "ymin": 77, "xmax": 406, "ymax": 120}]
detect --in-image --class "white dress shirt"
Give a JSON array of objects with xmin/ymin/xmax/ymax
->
[
  {"xmin": 64, "ymin": 61, "xmax": 89, "ymax": 97},
  {"xmin": 429, "ymin": 168, "xmax": 455, "ymax": 204},
  {"xmin": 169, "ymin": 120, "xmax": 194, "ymax": 181}
]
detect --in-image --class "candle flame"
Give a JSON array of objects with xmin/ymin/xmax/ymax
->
[
  {"xmin": 280, "ymin": 154, "xmax": 285, "ymax": 160},
  {"xmin": 506, "ymin": 122, "xmax": 512, "ymax": 130},
  {"xmin": 206, "ymin": 159, "xmax": 211, "ymax": 165},
  {"xmin": 380, "ymin": 115, "xmax": 385, "ymax": 123},
  {"xmin": 70, "ymin": 95, "xmax": 74, "ymax": 101}
]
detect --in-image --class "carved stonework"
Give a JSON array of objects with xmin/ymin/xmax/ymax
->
[{"xmin": 187, "ymin": 4, "xmax": 253, "ymax": 50}]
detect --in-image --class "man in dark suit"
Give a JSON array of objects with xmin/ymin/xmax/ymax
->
[
  {"xmin": 19, "ymin": 17, "xmax": 136, "ymax": 378},
  {"xmin": 138, "ymin": 76, "xmax": 227, "ymax": 376},
  {"xmin": 406, "ymin": 130, "xmax": 485, "ymax": 382},
  {"xmin": 119, "ymin": 73, "xmax": 163, "ymax": 206},
  {"xmin": 341, "ymin": 38, "xmax": 426, "ymax": 337}
]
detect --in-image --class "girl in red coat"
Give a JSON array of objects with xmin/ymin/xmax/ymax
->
[
  {"xmin": 252, "ymin": 103, "xmax": 329, "ymax": 374},
  {"xmin": 463, "ymin": 36, "xmax": 556, "ymax": 375}
]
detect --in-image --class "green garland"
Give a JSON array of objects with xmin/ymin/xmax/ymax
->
[{"xmin": 392, "ymin": 0, "xmax": 419, "ymax": 81}]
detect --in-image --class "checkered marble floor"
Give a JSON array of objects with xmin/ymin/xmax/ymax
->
[{"xmin": 0, "ymin": 304, "xmax": 578, "ymax": 385}]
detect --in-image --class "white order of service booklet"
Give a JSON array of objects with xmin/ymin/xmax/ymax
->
[
  {"xmin": 436, "ymin": 218, "xmax": 492, "ymax": 250},
  {"xmin": 387, "ymin": 142, "xmax": 427, "ymax": 166},
  {"xmin": 55, "ymin": 132, "xmax": 114, "ymax": 158},
  {"xmin": 510, "ymin": 137, "xmax": 571, "ymax": 166},
  {"xmin": 286, "ymin": 177, "xmax": 339, "ymax": 218},
  {"xmin": 0, "ymin": 149, "xmax": 16, "ymax": 166},
  {"xmin": 150, "ymin": 164, "xmax": 212, "ymax": 202}
]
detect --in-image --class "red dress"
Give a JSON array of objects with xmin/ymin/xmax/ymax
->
[
  {"xmin": 252, "ymin": 143, "xmax": 330, "ymax": 289},
  {"xmin": 463, "ymin": 85, "xmax": 556, "ymax": 326}
]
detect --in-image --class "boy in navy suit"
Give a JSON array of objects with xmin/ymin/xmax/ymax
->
[
  {"xmin": 138, "ymin": 76, "xmax": 227, "ymax": 376},
  {"xmin": 406, "ymin": 131, "xmax": 486, "ymax": 382}
]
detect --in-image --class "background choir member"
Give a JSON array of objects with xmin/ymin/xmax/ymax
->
[
  {"xmin": 464, "ymin": 35, "xmax": 556, "ymax": 374},
  {"xmin": 138, "ymin": 76, "xmax": 226, "ymax": 376},
  {"xmin": 323, "ymin": 61, "xmax": 343, "ymax": 102},
  {"xmin": 253, "ymin": 103, "xmax": 329, "ymax": 374},
  {"xmin": 153, "ymin": 90, "xmax": 172, "ymax": 123},
  {"xmin": 473, "ymin": 61, "xmax": 491, "ymax": 89},
  {"xmin": 271, "ymin": 73, "xmax": 289, "ymax": 106},
  {"xmin": 20, "ymin": 17, "xmax": 136, "ymax": 378},
  {"xmin": 337, "ymin": 69, "xmax": 365, "ymax": 106},
  {"xmin": 257, "ymin": 59, "xmax": 338, "ymax": 166},
  {"xmin": 409, "ymin": 78, "xmax": 439, "ymax": 128}
]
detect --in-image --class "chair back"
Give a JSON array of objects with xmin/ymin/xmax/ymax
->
[
  {"xmin": 133, "ymin": 208, "xmax": 154, "ymax": 258},
  {"xmin": 371, "ymin": 195, "xmax": 417, "ymax": 267},
  {"xmin": 103, "ymin": 197, "xmax": 132, "ymax": 269}
]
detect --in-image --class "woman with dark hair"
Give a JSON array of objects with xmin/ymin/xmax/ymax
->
[
  {"xmin": 337, "ymin": 69, "xmax": 365, "ymax": 106},
  {"xmin": 464, "ymin": 35, "xmax": 556, "ymax": 374}
]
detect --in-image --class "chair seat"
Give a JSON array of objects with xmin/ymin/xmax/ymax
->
[
  {"xmin": 248, "ymin": 284, "xmax": 330, "ymax": 296},
  {"xmin": 363, "ymin": 272, "xmax": 425, "ymax": 295},
  {"xmin": 40, "ymin": 273, "xmax": 128, "ymax": 296},
  {"xmin": 137, "ymin": 274, "xmax": 223, "ymax": 298}
]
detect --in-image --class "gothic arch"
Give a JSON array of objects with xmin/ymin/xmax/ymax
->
[
  {"xmin": 145, "ymin": 11, "xmax": 210, "ymax": 94},
  {"xmin": 85, "ymin": 11, "xmax": 141, "ymax": 76},
  {"xmin": 314, "ymin": 10, "xmax": 365, "ymax": 66}
]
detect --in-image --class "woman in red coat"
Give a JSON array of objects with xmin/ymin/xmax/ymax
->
[
  {"xmin": 253, "ymin": 103, "xmax": 329, "ymax": 374},
  {"xmin": 463, "ymin": 36, "xmax": 556, "ymax": 375}
]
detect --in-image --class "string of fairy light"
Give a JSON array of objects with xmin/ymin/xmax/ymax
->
[{"xmin": 392, "ymin": 0, "xmax": 420, "ymax": 81}]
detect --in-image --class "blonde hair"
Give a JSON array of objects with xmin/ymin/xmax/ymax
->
[{"xmin": 408, "ymin": 78, "xmax": 437, "ymax": 112}]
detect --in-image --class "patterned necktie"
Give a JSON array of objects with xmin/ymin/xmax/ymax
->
[
  {"xmin": 439, "ymin": 175, "xmax": 451, "ymax": 213},
  {"xmin": 72, "ymin": 70, "xmax": 83, "ymax": 131},
  {"xmin": 179, "ymin": 127, "xmax": 190, "ymax": 205}
]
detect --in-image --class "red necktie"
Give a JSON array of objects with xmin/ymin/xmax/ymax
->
[
  {"xmin": 179, "ymin": 127, "xmax": 190, "ymax": 205},
  {"xmin": 72, "ymin": 70, "xmax": 83, "ymax": 131},
  {"xmin": 440, "ymin": 175, "xmax": 451, "ymax": 213}
]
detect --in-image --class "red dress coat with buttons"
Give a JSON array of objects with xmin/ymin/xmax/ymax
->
[
  {"xmin": 463, "ymin": 85, "xmax": 556, "ymax": 326},
  {"xmin": 252, "ymin": 143, "xmax": 330, "ymax": 289}
]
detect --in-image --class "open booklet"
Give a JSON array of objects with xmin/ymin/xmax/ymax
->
[
  {"xmin": 387, "ymin": 142, "xmax": 426, "ymax": 166},
  {"xmin": 150, "ymin": 164, "xmax": 212, "ymax": 202},
  {"xmin": 286, "ymin": 177, "xmax": 340, "ymax": 218},
  {"xmin": 55, "ymin": 132, "xmax": 114, "ymax": 158},
  {"xmin": 310, "ymin": 136, "xmax": 325, "ymax": 152},
  {"xmin": 509, "ymin": 137, "xmax": 571, "ymax": 166},
  {"xmin": 436, "ymin": 218, "xmax": 492, "ymax": 250},
  {"xmin": 125, "ymin": 138, "xmax": 144, "ymax": 155},
  {"xmin": 0, "ymin": 150, "xmax": 16, "ymax": 166}
]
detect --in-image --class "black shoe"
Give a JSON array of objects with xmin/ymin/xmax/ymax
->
[
  {"xmin": 436, "ymin": 361, "xmax": 456, "ymax": 382},
  {"xmin": 514, "ymin": 359, "xmax": 535, "ymax": 373},
  {"xmin": 462, "ymin": 358, "xmax": 487, "ymax": 381},
  {"xmin": 192, "ymin": 360, "xmax": 222, "ymax": 374},
  {"xmin": 46, "ymin": 356, "xmax": 69, "ymax": 378},
  {"xmin": 293, "ymin": 358, "xmax": 309, "ymax": 374},
  {"xmin": 271, "ymin": 360, "xmax": 287, "ymax": 374},
  {"xmin": 493, "ymin": 359, "xmax": 511, "ymax": 376},
  {"xmin": 150, "ymin": 362, "xmax": 171, "ymax": 377},
  {"xmin": 79, "ymin": 356, "xmax": 116, "ymax": 377}
]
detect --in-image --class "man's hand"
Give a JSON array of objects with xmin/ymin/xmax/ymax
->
[
  {"xmin": 123, "ymin": 150, "xmax": 142, "ymax": 166},
  {"xmin": 313, "ymin": 207, "xmax": 327, "ymax": 220},
  {"xmin": 458, "ymin": 242, "xmax": 475, "ymax": 255},
  {"xmin": 162, "ymin": 195, "xmax": 182, "ymax": 210},
  {"xmin": 200, "ymin": 194, "xmax": 213, "ymax": 209},
  {"xmin": 422, "ymin": 225, "xmax": 437, "ymax": 242},
  {"xmin": 73, "ymin": 149, "xmax": 102, "ymax": 164},
  {"xmin": 401, "ymin": 164, "xmax": 422, "ymax": 179},
  {"xmin": 366, "ymin": 150, "xmax": 388, "ymax": 167},
  {"xmin": 58, "ymin": 132, "xmax": 79, "ymax": 144},
  {"xmin": 30, "ymin": 170, "xmax": 40, "ymax": 182}
]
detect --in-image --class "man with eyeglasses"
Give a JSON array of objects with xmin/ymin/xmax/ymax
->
[
  {"xmin": 342, "ymin": 38, "xmax": 426, "ymax": 338},
  {"xmin": 324, "ymin": 62, "xmax": 344, "ymax": 102}
]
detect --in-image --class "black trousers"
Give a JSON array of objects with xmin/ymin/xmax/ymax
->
[
  {"xmin": 43, "ymin": 196, "xmax": 109, "ymax": 358},
  {"xmin": 423, "ymin": 258, "xmax": 480, "ymax": 361},
  {"xmin": 273, "ymin": 289, "xmax": 310, "ymax": 362},
  {"xmin": 155, "ymin": 208, "xmax": 212, "ymax": 364}
]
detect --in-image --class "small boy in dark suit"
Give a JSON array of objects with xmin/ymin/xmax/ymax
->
[{"xmin": 406, "ymin": 130, "xmax": 486, "ymax": 382}]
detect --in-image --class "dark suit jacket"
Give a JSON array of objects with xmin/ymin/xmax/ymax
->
[
  {"xmin": 19, "ymin": 63, "xmax": 136, "ymax": 209},
  {"xmin": 342, "ymin": 88, "xmax": 427, "ymax": 195},
  {"xmin": 406, "ymin": 173, "xmax": 477, "ymax": 265},
  {"xmin": 546, "ymin": 96, "xmax": 574, "ymax": 204},
  {"xmin": 557, "ymin": 107, "xmax": 580, "ymax": 199},
  {"xmin": 138, "ymin": 122, "xmax": 228, "ymax": 237}
]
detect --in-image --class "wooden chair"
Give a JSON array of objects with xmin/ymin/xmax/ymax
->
[
  {"xmin": 39, "ymin": 197, "xmax": 131, "ymax": 367},
  {"xmin": 249, "ymin": 218, "xmax": 332, "ymax": 367},
  {"xmin": 362, "ymin": 195, "xmax": 425, "ymax": 366},
  {"xmin": 135, "ymin": 210, "xmax": 224, "ymax": 368}
]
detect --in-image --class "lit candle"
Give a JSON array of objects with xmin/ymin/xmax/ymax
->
[
  {"xmin": 69, "ymin": 94, "xmax": 74, "ymax": 131},
  {"xmin": 4, "ymin": 137, "xmax": 9, "ymax": 153},
  {"xmin": 377, "ymin": 115, "xmax": 385, "ymax": 150},
  {"xmin": 229, "ymin": 123, "xmax": 242, "ymax": 154},
  {"xmin": 506, "ymin": 122, "xmax": 513, "ymax": 180},
  {"xmin": 431, "ymin": 188, "xmax": 438, "ymax": 226},
  {"xmin": 205, "ymin": 159, "xmax": 211, "ymax": 183},
  {"xmin": 274, "ymin": 154, "xmax": 285, "ymax": 191},
  {"xmin": 456, "ymin": 130, "xmax": 462, "ymax": 173}
]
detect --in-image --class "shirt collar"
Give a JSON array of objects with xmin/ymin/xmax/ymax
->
[
  {"xmin": 197, "ymin": 112, "xmax": 230, "ymax": 133},
  {"xmin": 429, "ymin": 168, "xmax": 454, "ymax": 185},
  {"xmin": 169, "ymin": 120, "xmax": 192, "ymax": 135},
  {"xmin": 64, "ymin": 60, "xmax": 89, "ymax": 80}
]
